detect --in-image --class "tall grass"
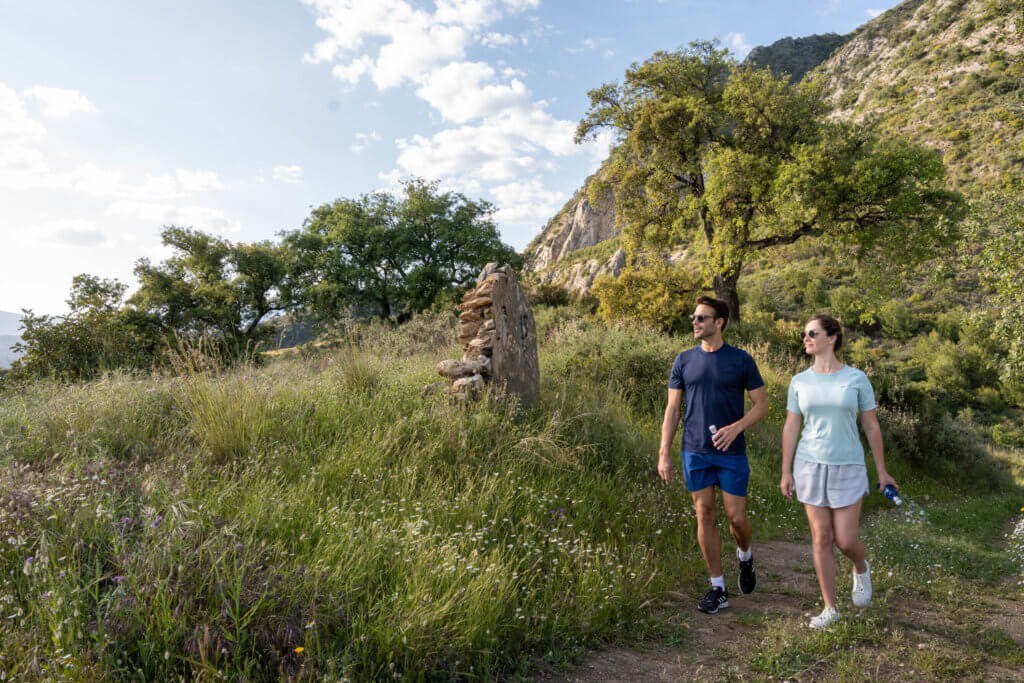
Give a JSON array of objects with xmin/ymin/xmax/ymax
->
[{"xmin": 0, "ymin": 310, "xmax": 1018, "ymax": 680}]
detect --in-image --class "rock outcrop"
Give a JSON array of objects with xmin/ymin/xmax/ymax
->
[
  {"xmin": 525, "ymin": 184, "xmax": 618, "ymax": 273},
  {"xmin": 534, "ymin": 247, "xmax": 628, "ymax": 298},
  {"xmin": 434, "ymin": 264, "xmax": 540, "ymax": 407}
]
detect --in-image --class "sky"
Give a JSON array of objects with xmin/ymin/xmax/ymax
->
[{"xmin": 0, "ymin": 0, "xmax": 900, "ymax": 315}]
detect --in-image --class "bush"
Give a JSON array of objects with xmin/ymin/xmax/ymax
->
[
  {"xmin": 592, "ymin": 262, "xmax": 702, "ymax": 334},
  {"xmin": 527, "ymin": 282, "xmax": 571, "ymax": 307}
]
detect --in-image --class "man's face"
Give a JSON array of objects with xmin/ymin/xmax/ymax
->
[{"xmin": 692, "ymin": 304, "xmax": 720, "ymax": 339}]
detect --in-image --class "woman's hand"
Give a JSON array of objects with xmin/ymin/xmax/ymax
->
[
  {"xmin": 877, "ymin": 470, "xmax": 897, "ymax": 491},
  {"xmin": 780, "ymin": 471, "xmax": 794, "ymax": 498}
]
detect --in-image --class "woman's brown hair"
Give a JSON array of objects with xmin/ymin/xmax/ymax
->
[{"xmin": 809, "ymin": 313, "xmax": 844, "ymax": 352}]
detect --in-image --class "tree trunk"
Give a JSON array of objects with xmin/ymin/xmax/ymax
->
[{"xmin": 713, "ymin": 269, "xmax": 742, "ymax": 324}]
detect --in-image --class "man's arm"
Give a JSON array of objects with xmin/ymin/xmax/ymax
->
[
  {"xmin": 658, "ymin": 388, "xmax": 684, "ymax": 483},
  {"xmin": 711, "ymin": 385, "xmax": 769, "ymax": 452}
]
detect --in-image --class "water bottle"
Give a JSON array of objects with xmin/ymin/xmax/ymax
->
[
  {"xmin": 709, "ymin": 425, "xmax": 718, "ymax": 436},
  {"xmin": 879, "ymin": 484, "xmax": 903, "ymax": 506}
]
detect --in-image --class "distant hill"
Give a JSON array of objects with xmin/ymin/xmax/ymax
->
[
  {"xmin": 0, "ymin": 310, "xmax": 23, "ymax": 336},
  {"xmin": 0, "ymin": 335, "xmax": 21, "ymax": 369},
  {"xmin": 0, "ymin": 311, "xmax": 24, "ymax": 369},
  {"xmin": 745, "ymin": 33, "xmax": 849, "ymax": 83}
]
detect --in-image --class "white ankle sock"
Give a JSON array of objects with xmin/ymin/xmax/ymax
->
[
  {"xmin": 737, "ymin": 546, "xmax": 752, "ymax": 562},
  {"xmin": 710, "ymin": 575, "xmax": 725, "ymax": 590}
]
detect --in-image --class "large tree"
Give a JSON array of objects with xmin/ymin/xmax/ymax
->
[
  {"xmin": 575, "ymin": 41, "xmax": 965, "ymax": 320},
  {"xmin": 283, "ymin": 179, "xmax": 520, "ymax": 320},
  {"xmin": 132, "ymin": 227, "xmax": 292, "ymax": 346}
]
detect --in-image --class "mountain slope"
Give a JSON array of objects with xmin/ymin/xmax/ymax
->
[
  {"xmin": 524, "ymin": 0, "xmax": 1024, "ymax": 280},
  {"xmin": 813, "ymin": 0, "xmax": 1024, "ymax": 190}
]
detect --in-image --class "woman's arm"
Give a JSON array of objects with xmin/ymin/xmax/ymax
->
[
  {"xmin": 860, "ymin": 409, "xmax": 897, "ymax": 489},
  {"xmin": 780, "ymin": 410, "xmax": 802, "ymax": 498}
]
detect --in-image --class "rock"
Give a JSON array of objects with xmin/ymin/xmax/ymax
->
[
  {"xmin": 436, "ymin": 358, "xmax": 490, "ymax": 379},
  {"xmin": 461, "ymin": 296, "xmax": 493, "ymax": 310},
  {"xmin": 452, "ymin": 374, "xmax": 485, "ymax": 391},
  {"xmin": 432, "ymin": 264, "xmax": 540, "ymax": 407}
]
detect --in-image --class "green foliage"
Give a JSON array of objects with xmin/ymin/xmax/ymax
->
[
  {"xmin": 575, "ymin": 40, "xmax": 965, "ymax": 320},
  {"xmin": 284, "ymin": 178, "xmax": 520, "ymax": 320},
  {"xmin": 8, "ymin": 276, "xmax": 164, "ymax": 384},
  {"xmin": 132, "ymin": 226, "xmax": 291, "ymax": 348},
  {"xmin": 591, "ymin": 261, "xmax": 702, "ymax": 334},
  {"xmin": 962, "ymin": 191, "xmax": 1024, "ymax": 388},
  {"xmin": 527, "ymin": 282, "xmax": 571, "ymax": 307}
]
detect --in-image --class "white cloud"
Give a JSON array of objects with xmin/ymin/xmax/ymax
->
[
  {"xmin": 865, "ymin": 8, "xmax": 884, "ymax": 18},
  {"xmin": 481, "ymin": 32, "xmax": 520, "ymax": 47},
  {"xmin": 106, "ymin": 200, "xmax": 242, "ymax": 234},
  {"xmin": 23, "ymin": 86, "xmax": 98, "ymax": 118},
  {"xmin": 39, "ymin": 220, "xmax": 107, "ymax": 247},
  {"xmin": 351, "ymin": 130, "xmax": 381, "ymax": 153},
  {"xmin": 272, "ymin": 165, "xmax": 303, "ymax": 183},
  {"xmin": 302, "ymin": 0, "xmax": 595, "ymax": 230},
  {"xmin": 489, "ymin": 177, "xmax": 566, "ymax": 224},
  {"xmin": 415, "ymin": 61, "xmax": 531, "ymax": 123},
  {"xmin": 726, "ymin": 32, "xmax": 752, "ymax": 59},
  {"xmin": 176, "ymin": 169, "xmax": 225, "ymax": 192},
  {"xmin": 566, "ymin": 38, "xmax": 597, "ymax": 54}
]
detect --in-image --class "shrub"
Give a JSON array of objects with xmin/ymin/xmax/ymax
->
[{"xmin": 592, "ymin": 262, "xmax": 702, "ymax": 334}]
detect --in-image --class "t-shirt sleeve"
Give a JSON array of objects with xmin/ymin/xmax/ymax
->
[
  {"xmin": 668, "ymin": 353, "xmax": 685, "ymax": 390},
  {"xmin": 786, "ymin": 377, "xmax": 801, "ymax": 414},
  {"xmin": 744, "ymin": 353, "xmax": 765, "ymax": 391},
  {"xmin": 857, "ymin": 372, "xmax": 877, "ymax": 412}
]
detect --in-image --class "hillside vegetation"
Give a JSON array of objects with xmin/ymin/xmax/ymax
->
[
  {"xmin": 0, "ymin": 309, "xmax": 1021, "ymax": 679},
  {"xmin": 814, "ymin": 0, "xmax": 1024, "ymax": 191}
]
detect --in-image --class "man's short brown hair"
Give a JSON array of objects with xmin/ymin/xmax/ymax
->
[{"xmin": 695, "ymin": 295, "xmax": 730, "ymax": 331}]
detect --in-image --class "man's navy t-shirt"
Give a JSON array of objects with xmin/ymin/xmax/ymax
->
[{"xmin": 668, "ymin": 343, "xmax": 764, "ymax": 456}]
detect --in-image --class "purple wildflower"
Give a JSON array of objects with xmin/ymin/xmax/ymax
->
[
  {"xmin": 151, "ymin": 516, "xmax": 163, "ymax": 528},
  {"xmin": 111, "ymin": 576, "xmax": 126, "ymax": 583}
]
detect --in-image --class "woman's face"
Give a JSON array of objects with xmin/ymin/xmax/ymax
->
[{"xmin": 802, "ymin": 320, "xmax": 832, "ymax": 355}]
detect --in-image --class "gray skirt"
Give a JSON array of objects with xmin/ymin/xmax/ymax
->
[{"xmin": 794, "ymin": 459, "xmax": 869, "ymax": 509}]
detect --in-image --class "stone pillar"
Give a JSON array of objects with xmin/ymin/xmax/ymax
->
[{"xmin": 434, "ymin": 263, "xmax": 540, "ymax": 407}]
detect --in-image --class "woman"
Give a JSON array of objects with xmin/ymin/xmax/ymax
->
[{"xmin": 780, "ymin": 314, "xmax": 897, "ymax": 630}]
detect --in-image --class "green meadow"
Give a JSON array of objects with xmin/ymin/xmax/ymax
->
[{"xmin": 0, "ymin": 310, "xmax": 1022, "ymax": 680}]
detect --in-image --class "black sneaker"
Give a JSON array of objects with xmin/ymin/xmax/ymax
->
[
  {"xmin": 738, "ymin": 555, "xmax": 756, "ymax": 594},
  {"xmin": 697, "ymin": 587, "xmax": 728, "ymax": 614}
]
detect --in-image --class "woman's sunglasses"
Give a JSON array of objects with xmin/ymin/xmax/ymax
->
[{"xmin": 801, "ymin": 330, "xmax": 826, "ymax": 339}]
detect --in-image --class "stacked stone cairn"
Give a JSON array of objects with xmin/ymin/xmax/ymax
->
[{"xmin": 433, "ymin": 263, "xmax": 540, "ymax": 406}]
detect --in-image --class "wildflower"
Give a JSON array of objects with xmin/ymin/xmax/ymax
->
[
  {"xmin": 294, "ymin": 646, "xmax": 305, "ymax": 653},
  {"xmin": 111, "ymin": 576, "xmax": 126, "ymax": 583},
  {"xmin": 151, "ymin": 516, "xmax": 163, "ymax": 529}
]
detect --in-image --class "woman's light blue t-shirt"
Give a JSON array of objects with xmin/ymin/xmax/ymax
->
[{"xmin": 786, "ymin": 366, "xmax": 876, "ymax": 466}]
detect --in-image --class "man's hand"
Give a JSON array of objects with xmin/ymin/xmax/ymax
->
[
  {"xmin": 658, "ymin": 455, "xmax": 674, "ymax": 483},
  {"xmin": 780, "ymin": 471, "xmax": 794, "ymax": 498},
  {"xmin": 711, "ymin": 423, "xmax": 742, "ymax": 451}
]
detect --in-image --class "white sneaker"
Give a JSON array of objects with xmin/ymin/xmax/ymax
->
[
  {"xmin": 852, "ymin": 560, "xmax": 872, "ymax": 608},
  {"xmin": 809, "ymin": 606, "xmax": 840, "ymax": 630}
]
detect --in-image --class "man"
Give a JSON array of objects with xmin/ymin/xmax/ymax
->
[{"xmin": 658, "ymin": 296, "xmax": 769, "ymax": 614}]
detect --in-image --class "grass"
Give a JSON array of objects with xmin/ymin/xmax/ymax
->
[{"xmin": 0, "ymin": 311, "xmax": 1022, "ymax": 680}]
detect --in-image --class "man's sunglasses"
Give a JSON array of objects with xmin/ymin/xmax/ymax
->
[
  {"xmin": 801, "ymin": 330, "xmax": 826, "ymax": 339},
  {"xmin": 690, "ymin": 314, "xmax": 719, "ymax": 323}
]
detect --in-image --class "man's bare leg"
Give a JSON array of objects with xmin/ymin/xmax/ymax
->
[
  {"xmin": 692, "ymin": 486, "xmax": 722, "ymax": 578},
  {"xmin": 721, "ymin": 491, "xmax": 752, "ymax": 552}
]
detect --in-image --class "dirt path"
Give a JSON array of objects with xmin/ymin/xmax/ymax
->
[{"xmin": 546, "ymin": 540, "xmax": 1024, "ymax": 682}]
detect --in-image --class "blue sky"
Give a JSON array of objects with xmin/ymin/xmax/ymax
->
[{"xmin": 1, "ymin": 0, "xmax": 899, "ymax": 314}]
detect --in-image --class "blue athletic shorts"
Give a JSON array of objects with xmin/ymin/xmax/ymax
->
[{"xmin": 681, "ymin": 451, "xmax": 750, "ymax": 497}]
